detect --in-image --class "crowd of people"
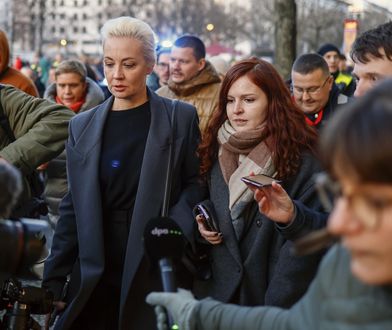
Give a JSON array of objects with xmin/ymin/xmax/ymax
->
[{"xmin": 0, "ymin": 15, "xmax": 391, "ymax": 330}]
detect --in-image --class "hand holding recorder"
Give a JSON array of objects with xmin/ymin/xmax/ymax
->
[{"xmin": 241, "ymin": 174, "xmax": 295, "ymax": 225}]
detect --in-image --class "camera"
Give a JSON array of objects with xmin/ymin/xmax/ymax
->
[{"xmin": 0, "ymin": 218, "xmax": 53, "ymax": 330}]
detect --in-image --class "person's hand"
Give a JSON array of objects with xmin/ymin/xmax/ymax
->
[
  {"xmin": 195, "ymin": 214, "xmax": 223, "ymax": 245},
  {"xmin": 146, "ymin": 289, "xmax": 199, "ymax": 330},
  {"xmin": 44, "ymin": 301, "xmax": 66, "ymax": 329},
  {"xmin": 249, "ymin": 181, "xmax": 295, "ymax": 224}
]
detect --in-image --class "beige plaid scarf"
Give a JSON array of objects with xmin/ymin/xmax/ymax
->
[{"xmin": 218, "ymin": 120, "xmax": 275, "ymax": 238}]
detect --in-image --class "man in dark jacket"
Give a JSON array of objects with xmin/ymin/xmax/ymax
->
[
  {"xmin": 291, "ymin": 53, "xmax": 348, "ymax": 130},
  {"xmin": 317, "ymin": 43, "xmax": 356, "ymax": 97}
]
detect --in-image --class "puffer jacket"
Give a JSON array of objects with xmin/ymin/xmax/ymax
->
[
  {"xmin": 43, "ymin": 78, "xmax": 105, "ymax": 223},
  {"xmin": 157, "ymin": 61, "xmax": 220, "ymax": 134},
  {"xmin": 0, "ymin": 84, "xmax": 74, "ymax": 208}
]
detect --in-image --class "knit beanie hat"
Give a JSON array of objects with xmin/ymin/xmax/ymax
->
[{"xmin": 317, "ymin": 43, "xmax": 340, "ymax": 56}]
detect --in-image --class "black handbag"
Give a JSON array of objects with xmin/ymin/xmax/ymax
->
[{"xmin": 0, "ymin": 95, "xmax": 47, "ymax": 218}]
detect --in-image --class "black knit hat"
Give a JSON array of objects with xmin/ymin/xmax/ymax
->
[{"xmin": 317, "ymin": 43, "xmax": 340, "ymax": 56}]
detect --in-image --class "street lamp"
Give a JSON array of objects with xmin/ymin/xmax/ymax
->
[
  {"xmin": 206, "ymin": 23, "xmax": 215, "ymax": 32},
  {"xmin": 60, "ymin": 39, "xmax": 67, "ymax": 47}
]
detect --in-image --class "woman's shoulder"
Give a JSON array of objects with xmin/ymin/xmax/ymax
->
[
  {"xmin": 153, "ymin": 91, "xmax": 197, "ymax": 116},
  {"xmin": 70, "ymin": 97, "xmax": 111, "ymax": 126}
]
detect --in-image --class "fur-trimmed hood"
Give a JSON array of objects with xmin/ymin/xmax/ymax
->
[{"xmin": 167, "ymin": 61, "xmax": 221, "ymax": 97}]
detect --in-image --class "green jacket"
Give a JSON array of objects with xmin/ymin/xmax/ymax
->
[
  {"xmin": 196, "ymin": 245, "xmax": 392, "ymax": 329},
  {"xmin": 0, "ymin": 84, "xmax": 74, "ymax": 204}
]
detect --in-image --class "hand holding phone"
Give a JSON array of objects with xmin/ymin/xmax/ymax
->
[
  {"xmin": 193, "ymin": 204, "xmax": 219, "ymax": 232},
  {"xmin": 241, "ymin": 174, "xmax": 281, "ymax": 189}
]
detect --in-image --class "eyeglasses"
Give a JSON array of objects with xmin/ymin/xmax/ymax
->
[
  {"xmin": 157, "ymin": 62, "xmax": 169, "ymax": 69},
  {"xmin": 315, "ymin": 172, "xmax": 392, "ymax": 230},
  {"xmin": 291, "ymin": 76, "xmax": 330, "ymax": 96}
]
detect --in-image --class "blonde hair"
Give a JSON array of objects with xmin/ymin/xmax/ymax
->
[{"xmin": 100, "ymin": 16, "xmax": 156, "ymax": 67}]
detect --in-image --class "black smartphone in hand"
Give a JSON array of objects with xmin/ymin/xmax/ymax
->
[
  {"xmin": 241, "ymin": 174, "xmax": 281, "ymax": 189},
  {"xmin": 193, "ymin": 204, "xmax": 219, "ymax": 232}
]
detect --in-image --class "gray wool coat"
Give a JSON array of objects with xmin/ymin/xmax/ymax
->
[
  {"xmin": 43, "ymin": 90, "xmax": 204, "ymax": 329},
  {"xmin": 194, "ymin": 152, "xmax": 328, "ymax": 308}
]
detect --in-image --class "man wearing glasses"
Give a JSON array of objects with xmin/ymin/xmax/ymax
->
[
  {"xmin": 147, "ymin": 48, "xmax": 171, "ymax": 91},
  {"xmin": 291, "ymin": 53, "xmax": 348, "ymax": 130}
]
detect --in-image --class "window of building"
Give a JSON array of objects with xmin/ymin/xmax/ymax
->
[
  {"xmin": 60, "ymin": 13, "xmax": 65, "ymax": 20},
  {"xmin": 60, "ymin": 27, "xmax": 65, "ymax": 34},
  {"xmin": 73, "ymin": 26, "xmax": 78, "ymax": 33},
  {"xmin": 82, "ymin": 26, "xmax": 87, "ymax": 33},
  {"xmin": 82, "ymin": 13, "xmax": 87, "ymax": 20},
  {"xmin": 52, "ymin": 26, "xmax": 56, "ymax": 33},
  {"xmin": 74, "ymin": 0, "xmax": 78, "ymax": 6},
  {"xmin": 74, "ymin": 13, "xmax": 78, "ymax": 20}
]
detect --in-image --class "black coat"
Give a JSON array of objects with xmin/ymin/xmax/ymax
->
[
  {"xmin": 43, "ymin": 90, "xmax": 204, "ymax": 329},
  {"xmin": 194, "ymin": 152, "xmax": 328, "ymax": 308}
]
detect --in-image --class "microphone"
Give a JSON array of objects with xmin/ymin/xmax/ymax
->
[{"xmin": 144, "ymin": 216, "xmax": 185, "ymax": 328}]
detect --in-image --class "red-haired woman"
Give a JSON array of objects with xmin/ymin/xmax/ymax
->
[{"xmin": 194, "ymin": 57, "xmax": 328, "ymax": 308}]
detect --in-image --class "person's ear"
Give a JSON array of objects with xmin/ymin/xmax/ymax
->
[
  {"xmin": 327, "ymin": 75, "xmax": 334, "ymax": 91},
  {"xmin": 146, "ymin": 63, "xmax": 155, "ymax": 75},
  {"xmin": 198, "ymin": 58, "xmax": 206, "ymax": 72}
]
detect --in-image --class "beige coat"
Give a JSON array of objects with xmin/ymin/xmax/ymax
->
[{"xmin": 157, "ymin": 61, "xmax": 221, "ymax": 134}]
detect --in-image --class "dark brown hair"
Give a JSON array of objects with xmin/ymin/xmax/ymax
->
[
  {"xmin": 351, "ymin": 21, "xmax": 392, "ymax": 64},
  {"xmin": 199, "ymin": 57, "xmax": 318, "ymax": 179},
  {"xmin": 321, "ymin": 78, "xmax": 392, "ymax": 183}
]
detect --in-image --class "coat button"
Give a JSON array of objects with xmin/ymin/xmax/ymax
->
[{"xmin": 256, "ymin": 219, "xmax": 262, "ymax": 227}]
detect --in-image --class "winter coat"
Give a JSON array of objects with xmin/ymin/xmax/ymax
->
[
  {"xmin": 42, "ymin": 90, "xmax": 205, "ymax": 329},
  {"xmin": 0, "ymin": 30, "xmax": 39, "ymax": 97},
  {"xmin": 43, "ymin": 78, "xmax": 105, "ymax": 221},
  {"xmin": 157, "ymin": 61, "xmax": 221, "ymax": 134},
  {"xmin": 194, "ymin": 152, "xmax": 328, "ymax": 308},
  {"xmin": 195, "ymin": 244, "xmax": 392, "ymax": 330},
  {"xmin": 0, "ymin": 84, "xmax": 74, "ymax": 208}
]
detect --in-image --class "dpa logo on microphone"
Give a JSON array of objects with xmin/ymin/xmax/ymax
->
[{"xmin": 151, "ymin": 227, "xmax": 169, "ymax": 237}]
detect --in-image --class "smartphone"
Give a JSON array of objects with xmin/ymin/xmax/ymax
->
[
  {"xmin": 193, "ymin": 204, "xmax": 219, "ymax": 232},
  {"xmin": 241, "ymin": 174, "xmax": 281, "ymax": 189}
]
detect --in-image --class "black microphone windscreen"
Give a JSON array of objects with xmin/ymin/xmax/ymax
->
[{"xmin": 143, "ymin": 216, "xmax": 186, "ymax": 262}]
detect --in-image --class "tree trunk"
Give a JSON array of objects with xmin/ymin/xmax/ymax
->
[{"xmin": 274, "ymin": 0, "xmax": 297, "ymax": 80}]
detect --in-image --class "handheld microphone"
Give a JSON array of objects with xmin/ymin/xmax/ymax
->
[{"xmin": 144, "ymin": 216, "xmax": 185, "ymax": 328}]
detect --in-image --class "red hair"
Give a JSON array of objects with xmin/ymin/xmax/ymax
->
[{"xmin": 199, "ymin": 57, "xmax": 318, "ymax": 179}]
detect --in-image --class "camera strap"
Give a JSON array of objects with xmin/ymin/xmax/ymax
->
[{"xmin": 161, "ymin": 99, "xmax": 178, "ymax": 218}]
